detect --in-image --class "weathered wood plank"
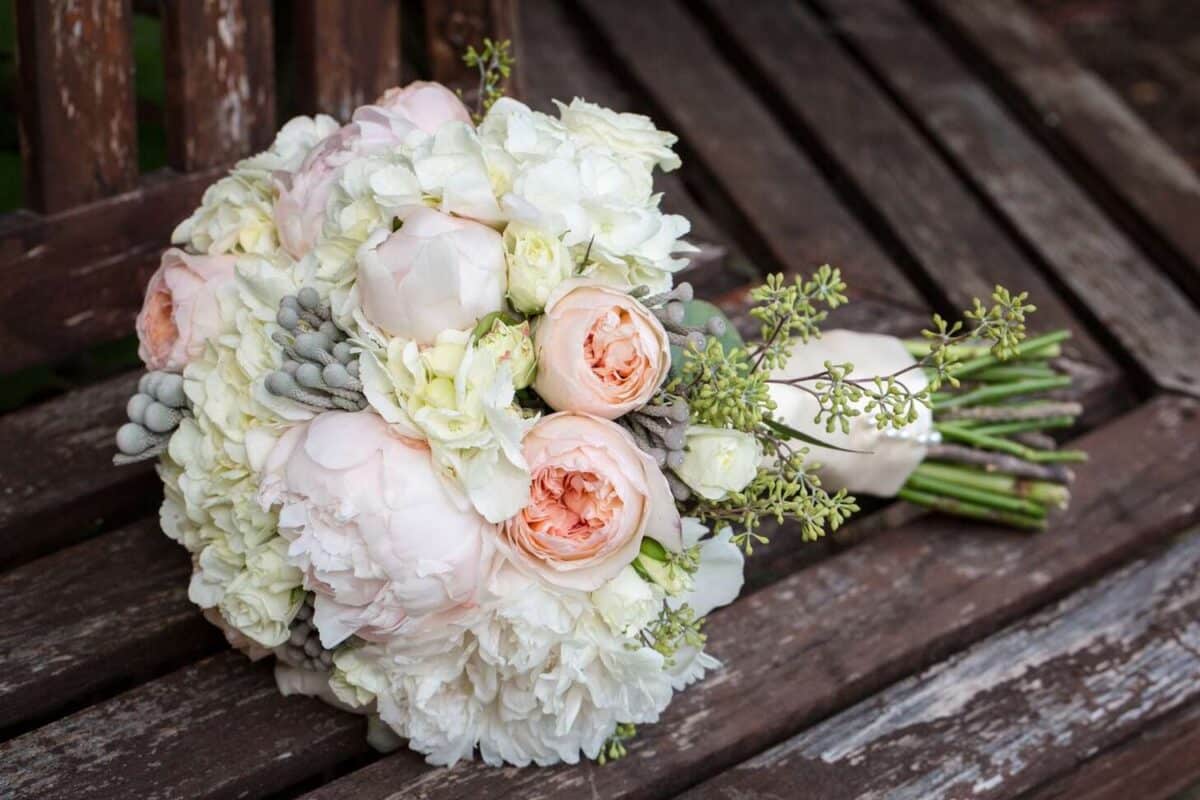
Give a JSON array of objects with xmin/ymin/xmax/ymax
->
[
  {"xmin": 0, "ymin": 371, "xmax": 157, "ymax": 569},
  {"xmin": 921, "ymin": 0, "xmax": 1200, "ymax": 300},
  {"xmin": 293, "ymin": 0, "xmax": 401, "ymax": 121},
  {"xmin": 425, "ymin": 0, "xmax": 521, "ymax": 102},
  {"xmin": 1023, "ymin": 697, "xmax": 1200, "ymax": 800},
  {"xmin": 162, "ymin": 0, "xmax": 276, "ymax": 170},
  {"xmin": 682, "ymin": 527, "xmax": 1200, "ymax": 800},
  {"xmin": 817, "ymin": 0, "xmax": 1200, "ymax": 396},
  {"xmin": 701, "ymin": 0, "xmax": 1119, "ymax": 385},
  {"xmin": 14, "ymin": 0, "xmax": 138, "ymax": 213},
  {"xmin": 0, "ymin": 517, "xmax": 220, "ymax": 732},
  {"xmin": 572, "ymin": 0, "xmax": 925, "ymax": 309},
  {"xmin": 0, "ymin": 167, "xmax": 222, "ymax": 374},
  {"xmin": 300, "ymin": 396, "xmax": 1200, "ymax": 799},
  {"xmin": 0, "ymin": 653, "xmax": 366, "ymax": 800}
]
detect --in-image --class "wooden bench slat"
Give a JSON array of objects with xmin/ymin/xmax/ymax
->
[
  {"xmin": 0, "ymin": 371, "xmax": 158, "ymax": 569},
  {"xmin": 425, "ymin": 0, "xmax": 521, "ymax": 101},
  {"xmin": 299, "ymin": 396, "xmax": 1200, "ymax": 799},
  {"xmin": 162, "ymin": 0, "xmax": 276, "ymax": 171},
  {"xmin": 682, "ymin": 526, "xmax": 1200, "ymax": 800},
  {"xmin": 572, "ymin": 0, "xmax": 925, "ymax": 310},
  {"xmin": 293, "ymin": 0, "xmax": 401, "ymax": 121},
  {"xmin": 819, "ymin": 0, "xmax": 1200, "ymax": 397},
  {"xmin": 0, "ymin": 167, "xmax": 222, "ymax": 374},
  {"xmin": 14, "ymin": 0, "xmax": 138, "ymax": 213},
  {"xmin": 1023, "ymin": 697, "xmax": 1200, "ymax": 800},
  {"xmin": 0, "ymin": 653, "xmax": 366, "ymax": 800},
  {"xmin": 922, "ymin": 0, "xmax": 1200, "ymax": 300},
  {"xmin": 701, "ymin": 0, "xmax": 1120, "ymax": 385},
  {"xmin": 0, "ymin": 517, "xmax": 220, "ymax": 732}
]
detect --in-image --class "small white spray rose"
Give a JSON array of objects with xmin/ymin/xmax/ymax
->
[
  {"xmin": 503, "ymin": 221, "xmax": 575, "ymax": 314},
  {"xmin": 591, "ymin": 566, "xmax": 664, "ymax": 637},
  {"xmin": 674, "ymin": 426, "xmax": 761, "ymax": 501},
  {"xmin": 475, "ymin": 317, "xmax": 537, "ymax": 390},
  {"xmin": 217, "ymin": 538, "xmax": 304, "ymax": 648}
]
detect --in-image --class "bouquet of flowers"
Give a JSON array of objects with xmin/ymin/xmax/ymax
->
[{"xmin": 114, "ymin": 46, "xmax": 1077, "ymax": 767}]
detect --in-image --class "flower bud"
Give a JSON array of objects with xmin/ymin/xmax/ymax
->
[{"xmin": 475, "ymin": 318, "xmax": 537, "ymax": 390}]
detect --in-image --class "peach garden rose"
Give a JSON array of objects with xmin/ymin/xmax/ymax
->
[
  {"xmin": 532, "ymin": 280, "xmax": 671, "ymax": 419},
  {"xmin": 499, "ymin": 412, "xmax": 682, "ymax": 591},
  {"xmin": 136, "ymin": 247, "xmax": 237, "ymax": 372}
]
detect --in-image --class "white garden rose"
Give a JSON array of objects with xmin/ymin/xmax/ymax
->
[
  {"xmin": 173, "ymin": 173, "xmax": 278, "ymax": 256},
  {"xmin": 503, "ymin": 221, "xmax": 575, "ymax": 314},
  {"xmin": 217, "ymin": 538, "xmax": 304, "ymax": 648},
  {"xmin": 359, "ymin": 328, "xmax": 535, "ymax": 523},
  {"xmin": 555, "ymin": 97, "xmax": 682, "ymax": 172},
  {"xmin": 591, "ymin": 566, "xmax": 663, "ymax": 637},
  {"xmin": 673, "ymin": 425, "xmax": 761, "ymax": 500}
]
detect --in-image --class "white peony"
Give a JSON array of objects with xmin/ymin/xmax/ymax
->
[
  {"xmin": 330, "ymin": 564, "xmax": 682, "ymax": 767},
  {"xmin": 673, "ymin": 425, "xmax": 761, "ymax": 501},
  {"xmin": 173, "ymin": 173, "xmax": 278, "ymax": 256},
  {"xmin": 359, "ymin": 328, "xmax": 535, "ymax": 523}
]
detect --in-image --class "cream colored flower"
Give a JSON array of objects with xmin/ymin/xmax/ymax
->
[
  {"xmin": 592, "ymin": 566, "xmax": 663, "ymax": 637},
  {"xmin": 555, "ymin": 97, "xmax": 681, "ymax": 172},
  {"xmin": 673, "ymin": 426, "xmax": 761, "ymax": 501},
  {"xmin": 173, "ymin": 173, "xmax": 278, "ymax": 256},
  {"xmin": 217, "ymin": 538, "xmax": 304, "ymax": 648},
  {"xmin": 503, "ymin": 221, "xmax": 575, "ymax": 314}
]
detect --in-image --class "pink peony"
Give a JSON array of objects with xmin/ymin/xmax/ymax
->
[
  {"xmin": 500, "ymin": 412, "xmax": 682, "ymax": 591},
  {"xmin": 136, "ymin": 248, "xmax": 237, "ymax": 371},
  {"xmin": 375, "ymin": 81, "xmax": 472, "ymax": 134},
  {"xmin": 258, "ymin": 410, "xmax": 498, "ymax": 647},
  {"xmin": 357, "ymin": 207, "xmax": 506, "ymax": 343},
  {"xmin": 533, "ymin": 281, "xmax": 671, "ymax": 419}
]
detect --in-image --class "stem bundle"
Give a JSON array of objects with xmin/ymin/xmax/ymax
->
[{"xmin": 899, "ymin": 329, "xmax": 1083, "ymax": 530}]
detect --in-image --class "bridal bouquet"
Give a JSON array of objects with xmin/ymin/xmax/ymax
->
[{"xmin": 114, "ymin": 46, "xmax": 1076, "ymax": 768}]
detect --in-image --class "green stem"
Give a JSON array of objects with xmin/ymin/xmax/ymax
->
[
  {"xmin": 948, "ymin": 330, "xmax": 1071, "ymax": 380},
  {"xmin": 933, "ymin": 376, "xmax": 1073, "ymax": 410},
  {"xmin": 905, "ymin": 473, "xmax": 1047, "ymax": 518},
  {"xmin": 913, "ymin": 462, "xmax": 1070, "ymax": 508},
  {"xmin": 897, "ymin": 487, "xmax": 1046, "ymax": 531},
  {"xmin": 971, "ymin": 415, "xmax": 1076, "ymax": 438},
  {"xmin": 968, "ymin": 363, "xmax": 1057, "ymax": 382},
  {"xmin": 936, "ymin": 422, "xmax": 1089, "ymax": 463}
]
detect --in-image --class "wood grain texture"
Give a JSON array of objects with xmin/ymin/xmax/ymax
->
[
  {"xmin": 1022, "ymin": 697, "xmax": 1200, "ymax": 800},
  {"xmin": 700, "ymin": 0, "xmax": 1118, "ymax": 381},
  {"xmin": 921, "ymin": 0, "xmax": 1200, "ymax": 300},
  {"xmin": 572, "ymin": 0, "xmax": 925, "ymax": 310},
  {"xmin": 818, "ymin": 0, "xmax": 1200, "ymax": 396},
  {"xmin": 683, "ymin": 528, "xmax": 1200, "ymax": 800},
  {"xmin": 293, "ymin": 0, "xmax": 401, "ymax": 121},
  {"xmin": 0, "ymin": 166, "xmax": 222, "ymax": 374},
  {"xmin": 162, "ymin": 0, "xmax": 276, "ymax": 170},
  {"xmin": 425, "ymin": 0, "xmax": 521, "ymax": 102},
  {"xmin": 0, "ymin": 517, "xmax": 220, "ymax": 732},
  {"xmin": 0, "ymin": 653, "xmax": 367, "ymax": 800},
  {"xmin": 300, "ymin": 396, "xmax": 1200, "ymax": 799},
  {"xmin": 0, "ymin": 371, "xmax": 159, "ymax": 569},
  {"xmin": 14, "ymin": 0, "xmax": 138, "ymax": 213}
]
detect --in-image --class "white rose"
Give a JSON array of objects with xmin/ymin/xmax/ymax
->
[
  {"xmin": 475, "ymin": 317, "xmax": 537, "ymax": 390},
  {"xmin": 173, "ymin": 173, "xmax": 277, "ymax": 256},
  {"xmin": 217, "ymin": 538, "xmax": 303, "ymax": 648},
  {"xmin": 674, "ymin": 426, "xmax": 761, "ymax": 501},
  {"xmin": 503, "ymin": 221, "xmax": 575, "ymax": 313},
  {"xmin": 555, "ymin": 98, "xmax": 681, "ymax": 172},
  {"xmin": 591, "ymin": 566, "xmax": 664, "ymax": 637}
]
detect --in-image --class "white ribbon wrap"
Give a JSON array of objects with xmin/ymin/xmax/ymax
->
[{"xmin": 768, "ymin": 330, "xmax": 934, "ymax": 497}]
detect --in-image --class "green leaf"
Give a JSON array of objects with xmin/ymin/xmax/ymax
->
[
  {"xmin": 762, "ymin": 417, "xmax": 871, "ymax": 454},
  {"xmin": 668, "ymin": 300, "xmax": 743, "ymax": 376}
]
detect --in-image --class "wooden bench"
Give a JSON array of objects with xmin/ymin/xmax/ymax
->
[{"xmin": 2, "ymin": 1, "xmax": 1199, "ymax": 797}]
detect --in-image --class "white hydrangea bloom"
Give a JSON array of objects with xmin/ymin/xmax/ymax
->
[
  {"xmin": 330, "ymin": 566, "xmax": 682, "ymax": 767},
  {"xmin": 173, "ymin": 173, "xmax": 279, "ymax": 256}
]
